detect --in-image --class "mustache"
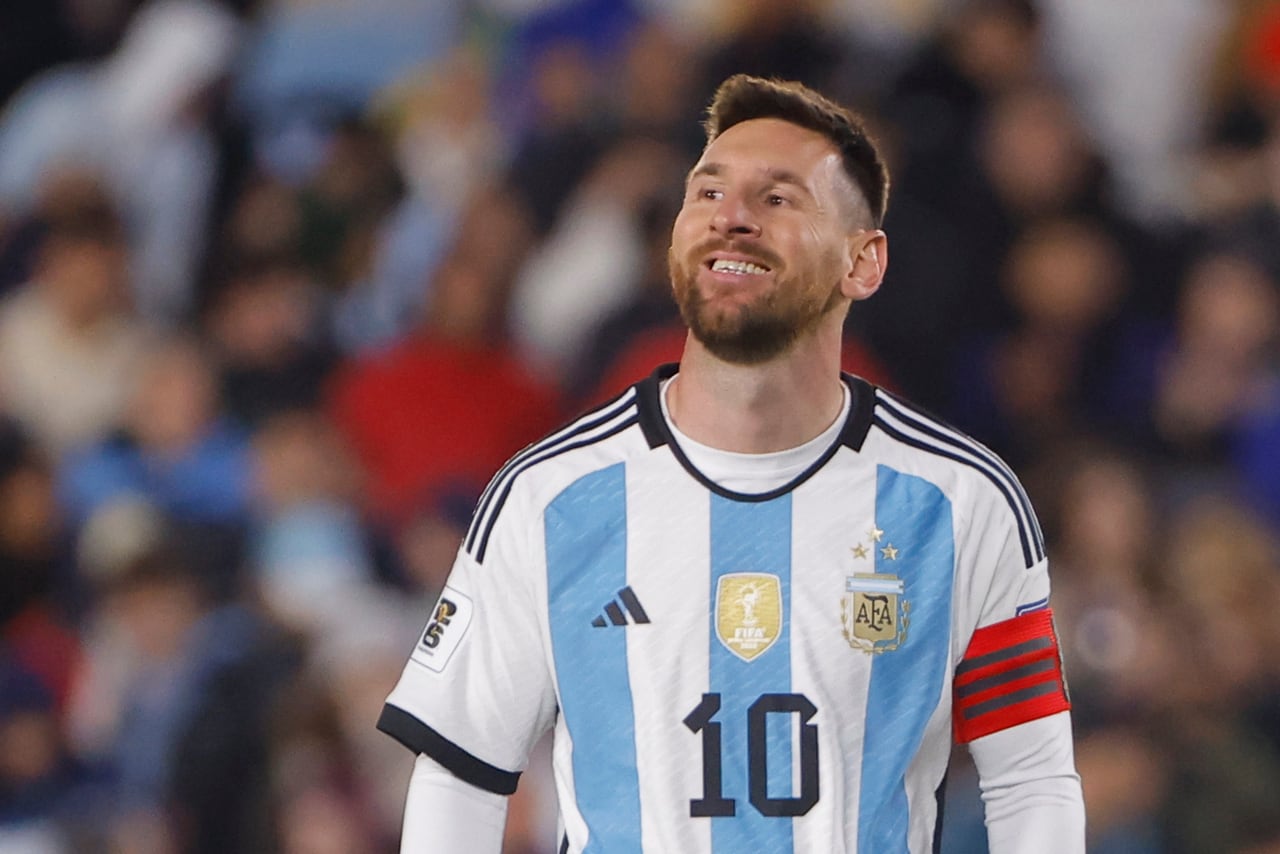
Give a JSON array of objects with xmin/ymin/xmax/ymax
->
[{"xmin": 686, "ymin": 238, "xmax": 783, "ymax": 271}]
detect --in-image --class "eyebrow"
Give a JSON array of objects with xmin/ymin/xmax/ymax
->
[{"xmin": 686, "ymin": 162, "xmax": 814, "ymax": 197}]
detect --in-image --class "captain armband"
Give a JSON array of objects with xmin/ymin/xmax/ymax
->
[{"xmin": 953, "ymin": 608, "xmax": 1070, "ymax": 743}]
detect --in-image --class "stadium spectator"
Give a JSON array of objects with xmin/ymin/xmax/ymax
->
[
  {"xmin": 57, "ymin": 333, "xmax": 254, "ymax": 531},
  {"xmin": 328, "ymin": 188, "xmax": 559, "ymax": 526},
  {"xmin": 206, "ymin": 253, "xmax": 336, "ymax": 429},
  {"xmin": 66, "ymin": 511, "xmax": 299, "ymax": 854},
  {"xmin": 510, "ymin": 135, "xmax": 685, "ymax": 381},
  {"xmin": 247, "ymin": 408, "xmax": 374, "ymax": 633},
  {"xmin": 0, "ymin": 652, "xmax": 93, "ymax": 853},
  {"xmin": 949, "ymin": 217, "xmax": 1131, "ymax": 467},
  {"xmin": 0, "ymin": 421, "xmax": 79, "ymax": 717},
  {"xmin": 0, "ymin": 190, "xmax": 146, "ymax": 457},
  {"xmin": 0, "ymin": 0, "xmax": 242, "ymax": 322}
]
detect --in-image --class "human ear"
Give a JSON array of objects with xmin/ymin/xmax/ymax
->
[{"xmin": 842, "ymin": 230, "xmax": 887, "ymax": 301}]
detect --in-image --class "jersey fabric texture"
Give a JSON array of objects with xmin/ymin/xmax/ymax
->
[{"xmin": 379, "ymin": 364, "xmax": 1069, "ymax": 853}]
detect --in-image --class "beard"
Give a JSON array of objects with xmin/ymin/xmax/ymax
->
[{"xmin": 669, "ymin": 243, "xmax": 843, "ymax": 365}]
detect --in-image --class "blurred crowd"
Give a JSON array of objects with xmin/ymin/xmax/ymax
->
[{"xmin": 0, "ymin": 0, "xmax": 1278, "ymax": 852}]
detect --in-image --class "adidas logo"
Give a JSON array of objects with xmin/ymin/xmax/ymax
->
[{"xmin": 591, "ymin": 586, "xmax": 651, "ymax": 627}]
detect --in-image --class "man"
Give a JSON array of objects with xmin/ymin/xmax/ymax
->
[
  {"xmin": 378, "ymin": 74, "xmax": 1085, "ymax": 852},
  {"xmin": 0, "ymin": 199, "xmax": 146, "ymax": 456}
]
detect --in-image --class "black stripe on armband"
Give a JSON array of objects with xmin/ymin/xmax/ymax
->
[
  {"xmin": 954, "ymin": 637, "xmax": 1053, "ymax": 677},
  {"xmin": 955, "ymin": 657, "xmax": 1056, "ymax": 700},
  {"xmin": 377, "ymin": 704, "xmax": 521, "ymax": 795}
]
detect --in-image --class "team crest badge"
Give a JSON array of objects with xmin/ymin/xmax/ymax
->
[
  {"xmin": 716, "ymin": 573, "xmax": 782, "ymax": 662},
  {"xmin": 842, "ymin": 573, "xmax": 909, "ymax": 653}
]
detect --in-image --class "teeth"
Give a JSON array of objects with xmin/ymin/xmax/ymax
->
[{"xmin": 711, "ymin": 259, "xmax": 768, "ymax": 275}]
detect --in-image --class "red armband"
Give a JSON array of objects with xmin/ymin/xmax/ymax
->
[{"xmin": 953, "ymin": 608, "xmax": 1070, "ymax": 743}]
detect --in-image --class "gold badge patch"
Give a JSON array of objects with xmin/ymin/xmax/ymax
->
[
  {"xmin": 842, "ymin": 573, "xmax": 909, "ymax": 653},
  {"xmin": 715, "ymin": 573, "xmax": 782, "ymax": 662}
]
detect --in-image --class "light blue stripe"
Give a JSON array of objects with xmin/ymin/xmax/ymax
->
[
  {"xmin": 859, "ymin": 465, "xmax": 954, "ymax": 854},
  {"xmin": 846, "ymin": 577, "xmax": 906, "ymax": 594},
  {"xmin": 1016, "ymin": 596, "xmax": 1049, "ymax": 616},
  {"xmin": 709, "ymin": 495, "xmax": 793, "ymax": 853},
  {"xmin": 546, "ymin": 464, "xmax": 641, "ymax": 853}
]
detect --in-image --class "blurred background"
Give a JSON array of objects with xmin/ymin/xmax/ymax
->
[{"xmin": 0, "ymin": 0, "xmax": 1278, "ymax": 851}]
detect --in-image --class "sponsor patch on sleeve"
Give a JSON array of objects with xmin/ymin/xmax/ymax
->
[
  {"xmin": 953, "ymin": 608, "xmax": 1070, "ymax": 743},
  {"xmin": 410, "ymin": 586, "xmax": 474, "ymax": 673}
]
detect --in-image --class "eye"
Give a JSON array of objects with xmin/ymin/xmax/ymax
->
[
  {"xmin": 701, "ymin": 187, "xmax": 723, "ymax": 201},
  {"xmin": 766, "ymin": 193, "xmax": 788, "ymax": 207}
]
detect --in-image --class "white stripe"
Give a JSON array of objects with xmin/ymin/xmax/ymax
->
[{"xmin": 625, "ymin": 460, "xmax": 713, "ymax": 853}]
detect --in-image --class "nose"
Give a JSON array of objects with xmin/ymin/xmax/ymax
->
[{"xmin": 711, "ymin": 192, "xmax": 760, "ymax": 238}]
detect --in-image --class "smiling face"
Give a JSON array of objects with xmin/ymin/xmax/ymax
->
[{"xmin": 669, "ymin": 118, "xmax": 874, "ymax": 364}]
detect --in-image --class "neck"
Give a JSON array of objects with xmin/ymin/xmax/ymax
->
[{"xmin": 668, "ymin": 325, "xmax": 846, "ymax": 453}]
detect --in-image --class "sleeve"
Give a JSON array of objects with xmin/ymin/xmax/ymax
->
[
  {"xmin": 399, "ymin": 754, "xmax": 509, "ymax": 854},
  {"xmin": 378, "ymin": 489, "xmax": 557, "ymax": 797},
  {"xmin": 951, "ymin": 469, "xmax": 1084, "ymax": 851},
  {"xmin": 952, "ymin": 471, "xmax": 1069, "ymax": 743},
  {"xmin": 969, "ymin": 712, "xmax": 1086, "ymax": 853}
]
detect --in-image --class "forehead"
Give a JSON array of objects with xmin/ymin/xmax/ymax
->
[{"xmin": 692, "ymin": 118, "xmax": 845, "ymax": 186}]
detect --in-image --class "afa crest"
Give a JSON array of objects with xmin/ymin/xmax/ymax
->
[
  {"xmin": 842, "ymin": 573, "xmax": 909, "ymax": 653},
  {"xmin": 715, "ymin": 573, "xmax": 782, "ymax": 662}
]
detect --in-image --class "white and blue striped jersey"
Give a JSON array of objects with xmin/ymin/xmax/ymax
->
[{"xmin": 380, "ymin": 365, "xmax": 1070, "ymax": 853}]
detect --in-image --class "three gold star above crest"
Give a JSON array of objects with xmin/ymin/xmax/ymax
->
[{"xmin": 854, "ymin": 527, "xmax": 900, "ymax": 561}]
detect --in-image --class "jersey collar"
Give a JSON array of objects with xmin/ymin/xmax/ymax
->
[{"xmin": 634, "ymin": 363, "xmax": 877, "ymax": 501}]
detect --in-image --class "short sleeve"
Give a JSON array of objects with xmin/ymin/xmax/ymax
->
[{"xmin": 378, "ymin": 497, "xmax": 557, "ymax": 795}]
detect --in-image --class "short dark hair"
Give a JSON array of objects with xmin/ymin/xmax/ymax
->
[{"xmin": 703, "ymin": 75, "xmax": 890, "ymax": 228}]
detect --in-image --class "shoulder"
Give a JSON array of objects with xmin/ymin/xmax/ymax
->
[
  {"xmin": 461, "ymin": 383, "xmax": 649, "ymax": 565},
  {"xmin": 860, "ymin": 383, "xmax": 1045, "ymax": 569},
  {"xmin": 863, "ymin": 386, "xmax": 1011, "ymax": 482}
]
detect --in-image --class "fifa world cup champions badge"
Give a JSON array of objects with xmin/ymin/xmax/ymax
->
[
  {"xmin": 843, "ymin": 527, "xmax": 909, "ymax": 653},
  {"xmin": 715, "ymin": 572, "xmax": 783, "ymax": 662}
]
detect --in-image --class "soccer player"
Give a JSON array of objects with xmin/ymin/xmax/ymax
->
[{"xmin": 378, "ymin": 74, "xmax": 1086, "ymax": 853}]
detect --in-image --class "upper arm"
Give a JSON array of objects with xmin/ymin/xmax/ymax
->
[
  {"xmin": 379, "ymin": 487, "xmax": 557, "ymax": 795},
  {"xmin": 952, "ymin": 472, "xmax": 1069, "ymax": 744}
]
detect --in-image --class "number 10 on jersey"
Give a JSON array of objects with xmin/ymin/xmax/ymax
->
[{"xmin": 683, "ymin": 692, "xmax": 820, "ymax": 818}]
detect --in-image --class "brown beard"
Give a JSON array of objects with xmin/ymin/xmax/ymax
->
[{"xmin": 668, "ymin": 243, "xmax": 843, "ymax": 365}]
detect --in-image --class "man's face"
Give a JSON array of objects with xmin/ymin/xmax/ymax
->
[
  {"xmin": 668, "ymin": 117, "xmax": 858, "ymax": 364},
  {"xmin": 41, "ymin": 238, "xmax": 127, "ymax": 326}
]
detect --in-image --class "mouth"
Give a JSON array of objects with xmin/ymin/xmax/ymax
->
[{"xmin": 705, "ymin": 257, "xmax": 772, "ymax": 276}]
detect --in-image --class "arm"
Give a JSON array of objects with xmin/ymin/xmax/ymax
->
[
  {"xmin": 969, "ymin": 711, "xmax": 1086, "ymax": 853},
  {"xmin": 952, "ymin": 608, "xmax": 1084, "ymax": 852},
  {"xmin": 400, "ymin": 753, "xmax": 509, "ymax": 854},
  {"xmin": 947, "ymin": 461, "xmax": 1085, "ymax": 850},
  {"xmin": 379, "ymin": 474, "xmax": 557, "ymax": 846}
]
